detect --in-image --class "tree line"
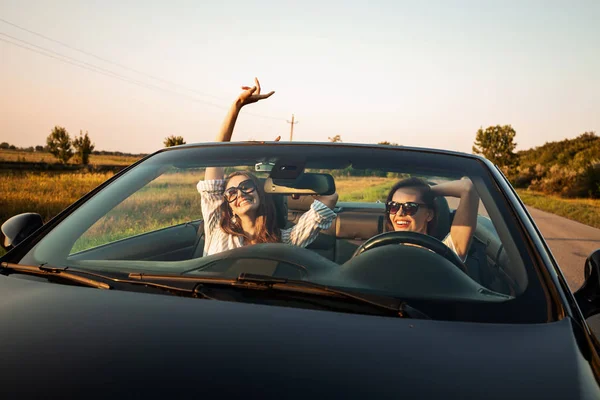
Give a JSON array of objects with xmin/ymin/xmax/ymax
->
[
  {"xmin": 474, "ymin": 126, "xmax": 599, "ymax": 198},
  {"xmin": 1, "ymin": 127, "xmax": 148, "ymax": 164},
  {"xmin": 3, "ymin": 125, "xmax": 598, "ymax": 198}
]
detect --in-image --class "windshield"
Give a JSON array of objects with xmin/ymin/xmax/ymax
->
[{"xmin": 17, "ymin": 144, "xmax": 550, "ymax": 322}]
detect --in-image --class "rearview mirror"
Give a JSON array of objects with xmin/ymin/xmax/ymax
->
[
  {"xmin": 264, "ymin": 173, "xmax": 336, "ymax": 196},
  {"xmin": 574, "ymin": 249, "xmax": 600, "ymax": 319},
  {"xmin": 1, "ymin": 213, "xmax": 44, "ymax": 250}
]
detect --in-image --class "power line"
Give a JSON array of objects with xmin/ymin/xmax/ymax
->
[
  {"xmin": 0, "ymin": 33, "xmax": 232, "ymax": 111},
  {"xmin": 0, "ymin": 17, "xmax": 227, "ymax": 102},
  {"xmin": 0, "ymin": 21, "xmax": 285, "ymax": 121}
]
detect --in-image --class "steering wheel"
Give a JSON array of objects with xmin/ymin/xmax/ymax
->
[{"xmin": 351, "ymin": 231, "xmax": 468, "ymax": 274}]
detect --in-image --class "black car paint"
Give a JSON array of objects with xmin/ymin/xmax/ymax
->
[
  {"xmin": 492, "ymin": 163, "xmax": 600, "ymax": 351},
  {"xmin": 2, "ymin": 142, "xmax": 600, "ymax": 397},
  {"xmin": 0, "ymin": 274, "xmax": 599, "ymax": 399}
]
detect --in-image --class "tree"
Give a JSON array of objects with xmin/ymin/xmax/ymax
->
[
  {"xmin": 46, "ymin": 126, "xmax": 73, "ymax": 164},
  {"xmin": 35, "ymin": 145, "xmax": 45, "ymax": 152},
  {"xmin": 328, "ymin": 135, "xmax": 342, "ymax": 143},
  {"xmin": 0, "ymin": 142, "xmax": 9, "ymax": 149},
  {"xmin": 164, "ymin": 135, "xmax": 186, "ymax": 147},
  {"xmin": 472, "ymin": 125, "xmax": 518, "ymax": 167},
  {"xmin": 72, "ymin": 130, "xmax": 95, "ymax": 165}
]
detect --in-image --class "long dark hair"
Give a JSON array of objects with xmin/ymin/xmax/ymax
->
[
  {"xmin": 384, "ymin": 177, "xmax": 437, "ymax": 233},
  {"xmin": 219, "ymin": 171, "xmax": 281, "ymax": 244}
]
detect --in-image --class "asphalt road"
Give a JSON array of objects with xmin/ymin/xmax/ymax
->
[
  {"xmin": 445, "ymin": 197, "xmax": 599, "ymax": 291},
  {"xmin": 526, "ymin": 207, "xmax": 600, "ymax": 291}
]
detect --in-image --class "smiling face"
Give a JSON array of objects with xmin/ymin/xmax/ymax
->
[
  {"xmin": 225, "ymin": 174, "xmax": 261, "ymax": 217},
  {"xmin": 388, "ymin": 187, "xmax": 433, "ymax": 234}
]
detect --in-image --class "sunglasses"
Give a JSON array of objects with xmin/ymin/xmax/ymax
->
[
  {"xmin": 386, "ymin": 201, "xmax": 428, "ymax": 216},
  {"xmin": 224, "ymin": 179, "xmax": 257, "ymax": 203}
]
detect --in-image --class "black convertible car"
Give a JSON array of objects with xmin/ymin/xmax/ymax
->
[{"xmin": 2, "ymin": 142, "xmax": 600, "ymax": 398}]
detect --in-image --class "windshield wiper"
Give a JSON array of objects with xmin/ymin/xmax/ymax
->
[
  {"xmin": 128, "ymin": 272, "xmax": 430, "ymax": 319},
  {"xmin": 0, "ymin": 263, "xmax": 198, "ymax": 296},
  {"xmin": 1, "ymin": 264, "xmax": 429, "ymax": 318},
  {"xmin": 1, "ymin": 262, "xmax": 111, "ymax": 290}
]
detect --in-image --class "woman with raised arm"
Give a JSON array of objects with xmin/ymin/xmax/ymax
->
[
  {"xmin": 197, "ymin": 78, "xmax": 338, "ymax": 256},
  {"xmin": 384, "ymin": 177, "xmax": 479, "ymax": 261}
]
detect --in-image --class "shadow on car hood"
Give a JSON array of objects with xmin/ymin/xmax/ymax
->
[{"xmin": 0, "ymin": 275, "xmax": 598, "ymax": 399}]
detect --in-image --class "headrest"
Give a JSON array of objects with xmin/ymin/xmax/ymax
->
[
  {"xmin": 429, "ymin": 196, "xmax": 451, "ymax": 241},
  {"xmin": 336, "ymin": 213, "xmax": 384, "ymax": 240},
  {"xmin": 286, "ymin": 195, "xmax": 315, "ymax": 211},
  {"xmin": 271, "ymin": 194, "xmax": 288, "ymax": 229}
]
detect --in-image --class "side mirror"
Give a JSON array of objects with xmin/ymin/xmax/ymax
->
[
  {"xmin": 574, "ymin": 249, "xmax": 600, "ymax": 319},
  {"xmin": 1, "ymin": 213, "xmax": 44, "ymax": 251}
]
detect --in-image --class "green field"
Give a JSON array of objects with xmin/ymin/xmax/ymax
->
[
  {"xmin": 1, "ymin": 171, "xmax": 598, "ymax": 258},
  {"xmin": 0, "ymin": 172, "xmax": 397, "ymax": 257},
  {"xmin": 516, "ymin": 189, "xmax": 600, "ymax": 229}
]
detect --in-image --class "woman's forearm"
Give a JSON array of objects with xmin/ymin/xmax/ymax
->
[
  {"xmin": 430, "ymin": 179, "xmax": 473, "ymax": 198},
  {"xmin": 205, "ymin": 102, "xmax": 242, "ymax": 181},
  {"xmin": 215, "ymin": 101, "xmax": 243, "ymax": 142}
]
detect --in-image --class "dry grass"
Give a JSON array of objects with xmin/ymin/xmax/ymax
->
[
  {"xmin": 72, "ymin": 171, "xmax": 204, "ymax": 252},
  {"xmin": 0, "ymin": 171, "xmax": 115, "ymax": 225},
  {"xmin": 6, "ymin": 172, "xmax": 597, "ymax": 258},
  {"xmin": 0, "ymin": 149, "xmax": 141, "ymax": 166},
  {"xmin": 516, "ymin": 189, "xmax": 600, "ymax": 229},
  {"xmin": 335, "ymin": 177, "xmax": 396, "ymax": 202},
  {"xmin": 0, "ymin": 173, "xmax": 393, "ymax": 256}
]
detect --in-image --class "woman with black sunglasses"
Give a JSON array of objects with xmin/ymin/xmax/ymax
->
[
  {"xmin": 197, "ymin": 78, "xmax": 338, "ymax": 256},
  {"xmin": 385, "ymin": 177, "xmax": 479, "ymax": 261}
]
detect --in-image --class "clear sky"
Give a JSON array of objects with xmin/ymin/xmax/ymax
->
[{"xmin": 1, "ymin": 0, "xmax": 599, "ymax": 154}]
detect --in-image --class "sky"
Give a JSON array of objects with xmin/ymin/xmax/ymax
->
[{"xmin": 1, "ymin": 0, "xmax": 599, "ymax": 154}]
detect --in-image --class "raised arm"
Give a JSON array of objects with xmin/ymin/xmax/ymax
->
[
  {"xmin": 204, "ymin": 78, "xmax": 275, "ymax": 181},
  {"xmin": 430, "ymin": 178, "xmax": 479, "ymax": 260},
  {"xmin": 313, "ymin": 193, "xmax": 339, "ymax": 210}
]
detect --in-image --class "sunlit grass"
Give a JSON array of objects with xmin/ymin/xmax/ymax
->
[
  {"xmin": 72, "ymin": 171, "xmax": 205, "ymax": 252},
  {"xmin": 0, "ymin": 173, "xmax": 393, "ymax": 257},
  {"xmin": 516, "ymin": 189, "xmax": 600, "ymax": 229},
  {"xmin": 0, "ymin": 171, "xmax": 115, "ymax": 225},
  {"xmin": 0, "ymin": 149, "xmax": 141, "ymax": 166},
  {"xmin": 7, "ymin": 171, "xmax": 597, "ymax": 260}
]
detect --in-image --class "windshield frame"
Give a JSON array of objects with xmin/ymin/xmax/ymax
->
[{"xmin": 3, "ymin": 143, "xmax": 560, "ymax": 323}]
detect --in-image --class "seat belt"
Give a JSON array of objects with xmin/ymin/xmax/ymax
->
[{"xmin": 192, "ymin": 220, "xmax": 206, "ymax": 258}]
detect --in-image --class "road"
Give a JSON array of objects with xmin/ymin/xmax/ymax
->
[
  {"xmin": 526, "ymin": 207, "xmax": 600, "ymax": 291},
  {"xmin": 445, "ymin": 198, "xmax": 599, "ymax": 291}
]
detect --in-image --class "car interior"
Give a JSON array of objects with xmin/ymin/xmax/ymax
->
[
  {"xmin": 41, "ymin": 144, "xmax": 527, "ymax": 300},
  {"xmin": 61, "ymin": 166, "xmax": 523, "ymax": 298},
  {"xmin": 176, "ymin": 182, "xmax": 518, "ymax": 296}
]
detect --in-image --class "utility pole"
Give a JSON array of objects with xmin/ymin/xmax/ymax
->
[{"xmin": 287, "ymin": 114, "xmax": 298, "ymax": 141}]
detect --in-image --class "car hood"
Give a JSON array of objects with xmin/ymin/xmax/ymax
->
[{"xmin": 1, "ymin": 275, "xmax": 598, "ymax": 399}]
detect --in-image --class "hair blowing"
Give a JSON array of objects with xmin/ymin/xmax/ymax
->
[
  {"xmin": 384, "ymin": 177, "xmax": 438, "ymax": 233},
  {"xmin": 219, "ymin": 171, "xmax": 281, "ymax": 244}
]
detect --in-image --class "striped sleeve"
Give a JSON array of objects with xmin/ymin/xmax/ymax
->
[
  {"xmin": 281, "ymin": 199, "xmax": 337, "ymax": 248},
  {"xmin": 197, "ymin": 179, "xmax": 226, "ymax": 253}
]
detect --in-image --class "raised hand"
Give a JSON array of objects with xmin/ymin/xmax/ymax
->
[{"xmin": 236, "ymin": 77, "xmax": 275, "ymax": 108}]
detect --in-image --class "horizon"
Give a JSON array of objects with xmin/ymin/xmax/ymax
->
[{"xmin": 1, "ymin": 1, "xmax": 599, "ymax": 154}]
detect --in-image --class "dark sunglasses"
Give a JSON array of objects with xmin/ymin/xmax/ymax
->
[
  {"xmin": 386, "ymin": 201, "xmax": 427, "ymax": 216},
  {"xmin": 224, "ymin": 179, "xmax": 257, "ymax": 203}
]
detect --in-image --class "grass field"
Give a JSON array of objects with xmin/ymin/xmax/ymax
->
[
  {"xmin": 0, "ymin": 172, "xmax": 395, "ymax": 256},
  {"xmin": 0, "ymin": 149, "xmax": 142, "ymax": 166},
  {"xmin": 1, "ymin": 171, "xmax": 598, "ymax": 257},
  {"xmin": 516, "ymin": 189, "xmax": 600, "ymax": 229}
]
